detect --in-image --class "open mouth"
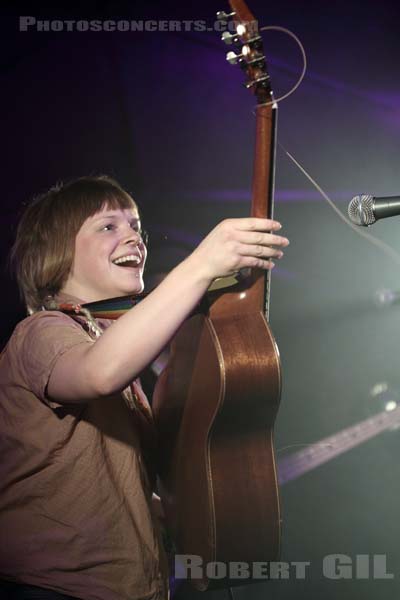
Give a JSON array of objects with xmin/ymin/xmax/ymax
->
[{"xmin": 112, "ymin": 254, "xmax": 142, "ymax": 268}]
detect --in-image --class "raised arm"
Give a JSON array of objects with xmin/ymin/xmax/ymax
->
[{"xmin": 47, "ymin": 218, "xmax": 288, "ymax": 403}]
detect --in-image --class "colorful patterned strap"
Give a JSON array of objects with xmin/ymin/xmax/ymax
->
[{"xmin": 55, "ymin": 294, "xmax": 146, "ymax": 320}]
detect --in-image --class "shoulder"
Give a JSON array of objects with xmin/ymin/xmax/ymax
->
[
  {"xmin": 12, "ymin": 310, "xmax": 90, "ymax": 343},
  {"xmin": 2, "ymin": 311, "xmax": 94, "ymax": 402},
  {"xmin": 15, "ymin": 309, "xmax": 84, "ymax": 329},
  {"xmin": 5, "ymin": 310, "xmax": 93, "ymax": 368}
]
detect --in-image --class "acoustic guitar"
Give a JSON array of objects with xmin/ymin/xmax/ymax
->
[{"xmin": 152, "ymin": 0, "xmax": 282, "ymax": 591}]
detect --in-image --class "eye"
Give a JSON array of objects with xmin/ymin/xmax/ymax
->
[
  {"xmin": 130, "ymin": 222, "xmax": 148, "ymax": 243},
  {"xmin": 101, "ymin": 223, "xmax": 116, "ymax": 231},
  {"xmin": 134, "ymin": 226, "xmax": 148, "ymax": 245}
]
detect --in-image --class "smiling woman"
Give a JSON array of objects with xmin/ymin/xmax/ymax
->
[
  {"xmin": 0, "ymin": 173, "xmax": 288, "ymax": 600},
  {"xmin": 61, "ymin": 206, "xmax": 147, "ymax": 302},
  {"xmin": 11, "ymin": 175, "xmax": 139, "ymax": 313}
]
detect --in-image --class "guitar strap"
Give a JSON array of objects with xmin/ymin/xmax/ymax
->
[{"xmin": 52, "ymin": 294, "xmax": 145, "ymax": 320}]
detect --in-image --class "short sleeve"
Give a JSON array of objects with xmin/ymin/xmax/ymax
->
[{"xmin": 9, "ymin": 311, "xmax": 93, "ymax": 405}]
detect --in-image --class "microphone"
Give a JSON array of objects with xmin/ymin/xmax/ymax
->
[{"xmin": 348, "ymin": 194, "xmax": 400, "ymax": 226}]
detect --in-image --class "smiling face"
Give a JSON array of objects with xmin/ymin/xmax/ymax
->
[{"xmin": 61, "ymin": 206, "xmax": 147, "ymax": 302}]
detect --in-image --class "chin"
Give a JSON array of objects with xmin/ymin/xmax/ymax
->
[
  {"xmin": 123, "ymin": 281, "xmax": 145, "ymax": 296},
  {"xmin": 131, "ymin": 284, "xmax": 144, "ymax": 295},
  {"xmin": 110, "ymin": 273, "xmax": 144, "ymax": 297}
]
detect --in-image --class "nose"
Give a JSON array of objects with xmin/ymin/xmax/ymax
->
[
  {"xmin": 121, "ymin": 225, "xmax": 147, "ymax": 249},
  {"xmin": 123, "ymin": 230, "xmax": 141, "ymax": 245}
]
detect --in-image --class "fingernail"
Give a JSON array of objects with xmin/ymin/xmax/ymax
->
[
  {"xmin": 275, "ymin": 222, "xmax": 282, "ymax": 229},
  {"xmin": 269, "ymin": 261, "xmax": 275, "ymax": 269}
]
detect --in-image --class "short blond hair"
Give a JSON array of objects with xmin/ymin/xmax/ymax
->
[{"xmin": 11, "ymin": 175, "xmax": 137, "ymax": 312}]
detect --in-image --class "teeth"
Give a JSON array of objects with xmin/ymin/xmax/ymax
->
[{"xmin": 113, "ymin": 254, "xmax": 141, "ymax": 266}]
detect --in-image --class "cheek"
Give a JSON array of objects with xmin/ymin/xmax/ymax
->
[{"xmin": 74, "ymin": 238, "xmax": 103, "ymax": 274}]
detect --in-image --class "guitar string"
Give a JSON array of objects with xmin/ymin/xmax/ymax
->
[
  {"xmin": 279, "ymin": 145, "xmax": 400, "ymax": 266},
  {"xmin": 257, "ymin": 25, "xmax": 307, "ymax": 106},
  {"xmin": 251, "ymin": 25, "xmax": 400, "ymax": 265}
]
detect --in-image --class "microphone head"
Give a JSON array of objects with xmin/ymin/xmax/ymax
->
[{"xmin": 348, "ymin": 194, "xmax": 375, "ymax": 226}]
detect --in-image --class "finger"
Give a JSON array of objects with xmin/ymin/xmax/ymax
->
[
  {"xmin": 232, "ymin": 217, "xmax": 283, "ymax": 232},
  {"xmin": 240, "ymin": 257, "xmax": 276, "ymax": 270},
  {"xmin": 237, "ymin": 243, "xmax": 284, "ymax": 260},
  {"xmin": 234, "ymin": 230, "xmax": 289, "ymax": 247}
]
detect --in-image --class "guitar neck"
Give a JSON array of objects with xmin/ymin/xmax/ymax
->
[
  {"xmin": 250, "ymin": 103, "xmax": 278, "ymax": 321},
  {"xmin": 277, "ymin": 405, "xmax": 400, "ymax": 485}
]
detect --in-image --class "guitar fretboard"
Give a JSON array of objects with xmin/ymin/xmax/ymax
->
[{"xmin": 277, "ymin": 405, "xmax": 400, "ymax": 485}]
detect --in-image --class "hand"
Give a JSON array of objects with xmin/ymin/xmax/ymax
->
[{"xmin": 189, "ymin": 218, "xmax": 289, "ymax": 282}]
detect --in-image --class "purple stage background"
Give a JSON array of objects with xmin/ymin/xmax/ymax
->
[{"xmin": 1, "ymin": 1, "xmax": 400, "ymax": 598}]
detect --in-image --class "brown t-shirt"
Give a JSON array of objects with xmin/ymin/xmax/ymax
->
[{"xmin": 0, "ymin": 308, "xmax": 169, "ymax": 600}]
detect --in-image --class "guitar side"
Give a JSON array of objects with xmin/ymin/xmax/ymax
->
[{"xmin": 153, "ymin": 293, "xmax": 281, "ymax": 590}]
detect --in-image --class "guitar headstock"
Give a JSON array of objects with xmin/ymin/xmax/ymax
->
[{"xmin": 217, "ymin": 0, "xmax": 273, "ymax": 104}]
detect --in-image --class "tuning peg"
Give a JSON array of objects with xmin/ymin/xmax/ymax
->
[
  {"xmin": 216, "ymin": 10, "xmax": 236, "ymax": 21},
  {"xmin": 226, "ymin": 51, "xmax": 244, "ymax": 65},
  {"xmin": 221, "ymin": 31, "xmax": 237, "ymax": 45},
  {"xmin": 221, "ymin": 31, "xmax": 240, "ymax": 45},
  {"xmin": 226, "ymin": 43, "xmax": 253, "ymax": 65}
]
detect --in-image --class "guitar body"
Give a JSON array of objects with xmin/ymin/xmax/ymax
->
[{"xmin": 153, "ymin": 277, "xmax": 281, "ymax": 590}]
